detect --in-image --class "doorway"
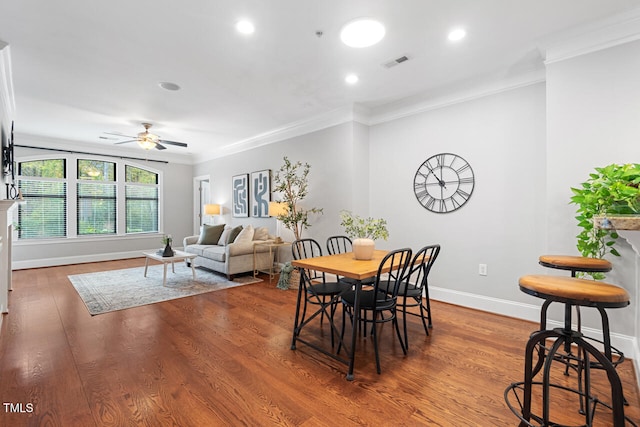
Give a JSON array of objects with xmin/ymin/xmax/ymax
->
[{"xmin": 193, "ymin": 175, "xmax": 211, "ymax": 234}]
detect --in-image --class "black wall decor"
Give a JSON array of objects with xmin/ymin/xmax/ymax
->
[{"xmin": 413, "ymin": 152, "xmax": 475, "ymax": 213}]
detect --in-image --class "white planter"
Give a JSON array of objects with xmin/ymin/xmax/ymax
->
[{"xmin": 352, "ymin": 238, "xmax": 375, "ymax": 260}]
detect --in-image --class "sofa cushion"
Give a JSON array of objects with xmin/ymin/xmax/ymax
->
[
  {"xmin": 235, "ymin": 225, "xmax": 254, "ymax": 244},
  {"xmin": 184, "ymin": 245, "xmax": 208, "ymax": 257},
  {"xmin": 253, "ymin": 226, "xmax": 269, "ymax": 241},
  {"xmin": 201, "ymin": 245, "xmax": 226, "ymax": 262},
  {"xmin": 197, "ymin": 224, "xmax": 226, "ymax": 245},
  {"xmin": 217, "ymin": 225, "xmax": 232, "ymax": 246},
  {"xmin": 227, "ymin": 225, "xmax": 243, "ymax": 244}
]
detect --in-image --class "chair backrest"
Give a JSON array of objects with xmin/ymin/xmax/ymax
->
[
  {"xmin": 373, "ymin": 248, "xmax": 413, "ymax": 306},
  {"xmin": 403, "ymin": 244, "xmax": 441, "ymax": 294},
  {"xmin": 292, "ymin": 238, "xmax": 326, "ymax": 284},
  {"xmin": 326, "ymin": 235, "xmax": 352, "ymax": 255}
]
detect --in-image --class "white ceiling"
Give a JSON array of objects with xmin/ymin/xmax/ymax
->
[{"xmin": 1, "ymin": 0, "xmax": 639, "ymax": 162}]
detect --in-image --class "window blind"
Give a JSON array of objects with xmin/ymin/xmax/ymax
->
[{"xmin": 18, "ymin": 179, "xmax": 67, "ymax": 239}]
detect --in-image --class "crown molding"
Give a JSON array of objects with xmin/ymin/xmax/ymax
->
[
  {"xmin": 0, "ymin": 41, "xmax": 16, "ymax": 124},
  {"xmin": 368, "ymin": 68, "xmax": 546, "ymax": 126},
  {"xmin": 541, "ymin": 6, "xmax": 640, "ymax": 64},
  {"xmin": 198, "ymin": 105, "xmax": 367, "ymax": 162}
]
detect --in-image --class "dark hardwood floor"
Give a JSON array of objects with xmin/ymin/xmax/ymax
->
[{"xmin": 0, "ymin": 258, "xmax": 638, "ymax": 426}]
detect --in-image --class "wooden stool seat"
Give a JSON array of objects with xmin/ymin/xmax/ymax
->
[
  {"xmin": 519, "ymin": 275, "xmax": 629, "ymax": 308},
  {"xmin": 539, "ymin": 255, "xmax": 612, "ymax": 275}
]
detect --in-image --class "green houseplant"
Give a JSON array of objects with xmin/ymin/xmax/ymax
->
[
  {"xmin": 570, "ymin": 163, "xmax": 640, "ymax": 278},
  {"xmin": 273, "ymin": 157, "xmax": 322, "ymax": 290},
  {"xmin": 340, "ymin": 210, "xmax": 389, "ymax": 260},
  {"xmin": 273, "ymin": 156, "xmax": 323, "ymax": 241}
]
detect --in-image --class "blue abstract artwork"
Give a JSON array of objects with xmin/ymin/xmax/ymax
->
[
  {"xmin": 232, "ymin": 174, "xmax": 249, "ymax": 217},
  {"xmin": 251, "ymin": 170, "xmax": 270, "ymax": 217}
]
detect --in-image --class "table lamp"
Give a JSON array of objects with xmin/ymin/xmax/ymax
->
[
  {"xmin": 204, "ymin": 203, "xmax": 221, "ymax": 225},
  {"xmin": 268, "ymin": 201, "xmax": 288, "ymax": 242}
]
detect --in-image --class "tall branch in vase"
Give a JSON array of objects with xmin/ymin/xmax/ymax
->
[{"xmin": 273, "ymin": 157, "xmax": 323, "ymax": 240}]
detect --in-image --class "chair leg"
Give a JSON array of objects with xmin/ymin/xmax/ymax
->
[
  {"xmin": 423, "ymin": 287, "xmax": 433, "ymax": 328},
  {"xmin": 372, "ymin": 312, "xmax": 381, "ymax": 374},
  {"xmin": 417, "ymin": 296, "xmax": 429, "ymax": 335},
  {"xmin": 393, "ymin": 310, "xmax": 407, "ymax": 355}
]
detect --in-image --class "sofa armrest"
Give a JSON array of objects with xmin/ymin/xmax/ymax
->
[{"xmin": 183, "ymin": 235, "xmax": 199, "ymax": 247}]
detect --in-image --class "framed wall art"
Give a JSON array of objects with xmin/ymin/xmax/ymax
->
[
  {"xmin": 232, "ymin": 174, "xmax": 249, "ymax": 217},
  {"xmin": 251, "ymin": 169, "xmax": 271, "ymax": 217}
]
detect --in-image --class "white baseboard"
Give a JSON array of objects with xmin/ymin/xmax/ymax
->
[
  {"xmin": 429, "ymin": 286, "xmax": 638, "ymax": 363},
  {"xmin": 12, "ymin": 248, "xmax": 182, "ymax": 270}
]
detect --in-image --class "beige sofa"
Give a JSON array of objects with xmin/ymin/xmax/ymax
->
[{"xmin": 183, "ymin": 224, "xmax": 274, "ymax": 279}]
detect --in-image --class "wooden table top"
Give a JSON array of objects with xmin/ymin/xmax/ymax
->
[{"xmin": 291, "ymin": 250, "xmax": 390, "ymax": 281}]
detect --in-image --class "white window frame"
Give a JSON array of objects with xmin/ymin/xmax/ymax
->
[{"xmin": 15, "ymin": 153, "xmax": 164, "ymax": 242}]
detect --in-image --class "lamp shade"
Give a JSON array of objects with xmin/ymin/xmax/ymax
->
[
  {"xmin": 268, "ymin": 201, "xmax": 288, "ymax": 217},
  {"xmin": 204, "ymin": 204, "xmax": 221, "ymax": 215}
]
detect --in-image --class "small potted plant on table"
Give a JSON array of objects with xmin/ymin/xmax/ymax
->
[{"xmin": 340, "ymin": 210, "xmax": 389, "ymax": 260}]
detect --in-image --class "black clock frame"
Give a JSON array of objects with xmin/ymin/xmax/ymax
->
[{"xmin": 413, "ymin": 152, "xmax": 475, "ymax": 213}]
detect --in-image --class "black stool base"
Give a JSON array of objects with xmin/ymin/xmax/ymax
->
[{"xmin": 505, "ymin": 328, "xmax": 631, "ymax": 427}]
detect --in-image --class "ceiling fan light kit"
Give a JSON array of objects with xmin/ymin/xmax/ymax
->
[{"xmin": 104, "ymin": 122, "xmax": 187, "ymax": 151}]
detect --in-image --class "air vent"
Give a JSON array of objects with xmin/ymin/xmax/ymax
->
[{"xmin": 382, "ymin": 55, "xmax": 410, "ymax": 69}]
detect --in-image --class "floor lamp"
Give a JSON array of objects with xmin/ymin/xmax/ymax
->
[{"xmin": 268, "ymin": 201, "xmax": 288, "ymax": 243}]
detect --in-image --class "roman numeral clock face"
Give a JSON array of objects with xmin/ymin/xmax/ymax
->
[{"xmin": 413, "ymin": 153, "xmax": 475, "ymax": 213}]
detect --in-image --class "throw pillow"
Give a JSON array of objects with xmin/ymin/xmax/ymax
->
[
  {"xmin": 226, "ymin": 225, "xmax": 243, "ymax": 244},
  {"xmin": 234, "ymin": 224, "xmax": 255, "ymax": 244},
  {"xmin": 197, "ymin": 224, "xmax": 226, "ymax": 245},
  {"xmin": 253, "ymin": 226, "xmax": 269, "ymax": 241},
  {"xmin": 217, "ymin": 225, "xmax": 232, "ymax": 246}
]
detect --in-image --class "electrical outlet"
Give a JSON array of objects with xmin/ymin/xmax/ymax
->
[{"xmin": 479, "ymin": 264, "xmax": 487, "ymax": 276}]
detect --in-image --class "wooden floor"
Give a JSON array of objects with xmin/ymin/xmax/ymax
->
[{"xmin": 0, "ymin": 258, "xmax": 638, "ymax": 426}]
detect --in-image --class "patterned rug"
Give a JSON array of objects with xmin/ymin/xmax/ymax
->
[{"xmin": 68, "ymin": 265, "xmax": 262, "ymax": 316}]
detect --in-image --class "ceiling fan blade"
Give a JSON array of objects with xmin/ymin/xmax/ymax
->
[
  {"xmin": 159, "ymin": 139, "xmax": 188, "ymax": 148},
  {"xmin": 155, "ymin": 142, "xmax": 167, "ymax": 150},
  {"xmin": 104, "ymin": 132, "xmax": 136, "ymax": 138},
  {"xmin": 114, "ymin": 140, "xmax": 136, "ymax": 145}
]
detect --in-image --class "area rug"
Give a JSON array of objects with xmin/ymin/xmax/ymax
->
[{"xmin": 68, "ymin": 265, "xmax": 262, "ymax": 316}]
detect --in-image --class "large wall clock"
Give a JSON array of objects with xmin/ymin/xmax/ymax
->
[{"xmin": 413, "ymin": 152, "xmax": 475, "ymax": 213}]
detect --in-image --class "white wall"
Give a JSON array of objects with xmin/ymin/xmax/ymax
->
[
  {"xmin": 193, "ymin": 122, "xmax": 361, "ymax": 249},
  {"xmin": 370, "ymin": 83, "xmax": 548, "ymax": 309},
  {"xmin": 546, "ymin": 39, "xmax": 640, "ymax": 343}
]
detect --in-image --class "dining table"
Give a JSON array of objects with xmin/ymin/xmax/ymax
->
[{"xmin": 290, "ymin": 249, "xmax": 393, "ymax": 380}]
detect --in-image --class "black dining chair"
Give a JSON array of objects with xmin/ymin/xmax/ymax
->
[
  {"xmin": 291, "ymin": 238, "xmax": 350, "ymax": 346},
  {"xmin": 338, "ymin": 247, "xmax": 413, "ymax": 374},
  {"xmin": 386, "ymin": 244, "xmax": 440, "ymax": 349}
]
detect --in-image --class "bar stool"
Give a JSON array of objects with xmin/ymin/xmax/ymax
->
[
  {"xmin": 538, "ymin": 255, "xmax": 612, "ymax": 336},
  {"xmin": 537, "ymin": 255, "xmax": 624, "ymax": 390},
  {"xmin": 504, "ymin": 275, "xmax": 631, "ymax": 426}
]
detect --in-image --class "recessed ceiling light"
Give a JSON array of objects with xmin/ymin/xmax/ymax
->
[
  {"xmin": 158, "ymin": 82, "xmax": 181, "ymax": 91},
  {"xmin": 448, "ymin": 28, "xmax": 466, "ymax": 41},
  {"xmin": 340, "ymin": 19, "xmax": 385, "ymax": 48},
  {"xmin": 345, "ymin": 74, "xmax": 359, "ymax": 84},
  {"xmin": 236, "ymin": 20, "xmax": 255, "ymax": 35}
]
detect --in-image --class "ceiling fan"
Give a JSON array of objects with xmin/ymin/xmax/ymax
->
[{"xmin": 103, "ymin": 123, "xmax": 188, "ymax": 150}]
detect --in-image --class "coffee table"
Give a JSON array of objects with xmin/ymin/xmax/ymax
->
[{"xmin": 143, "ymin": 250, "xmax": 198, "ymax": 287}]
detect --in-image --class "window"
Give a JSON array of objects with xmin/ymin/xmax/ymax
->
[
  {"xmin": 17, "ymin": 159, "xmax": 67, "ymax": 239},
  {"xmin": 77, "ymin": 160, "xmax": 116, "ymax": 235},
  {"xmin": 125, "ymin": 165, "xmax": 158, "ymax": 233},
  {"xmin": 16, "ymin": 156, "xmax": 162, "ymax": 240}
]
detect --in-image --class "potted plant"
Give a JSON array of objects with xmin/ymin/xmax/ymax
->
[
  {"xmin": 570, "ymin": 163, "xmax": 640, "ymax": 278},
  {"xmin": 340, "ymin": 210, "xmax": 389, "ymax": 260},
  {"xmin": 272, "ymin": 156, "xmax": 323, "ymax": 241}
]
